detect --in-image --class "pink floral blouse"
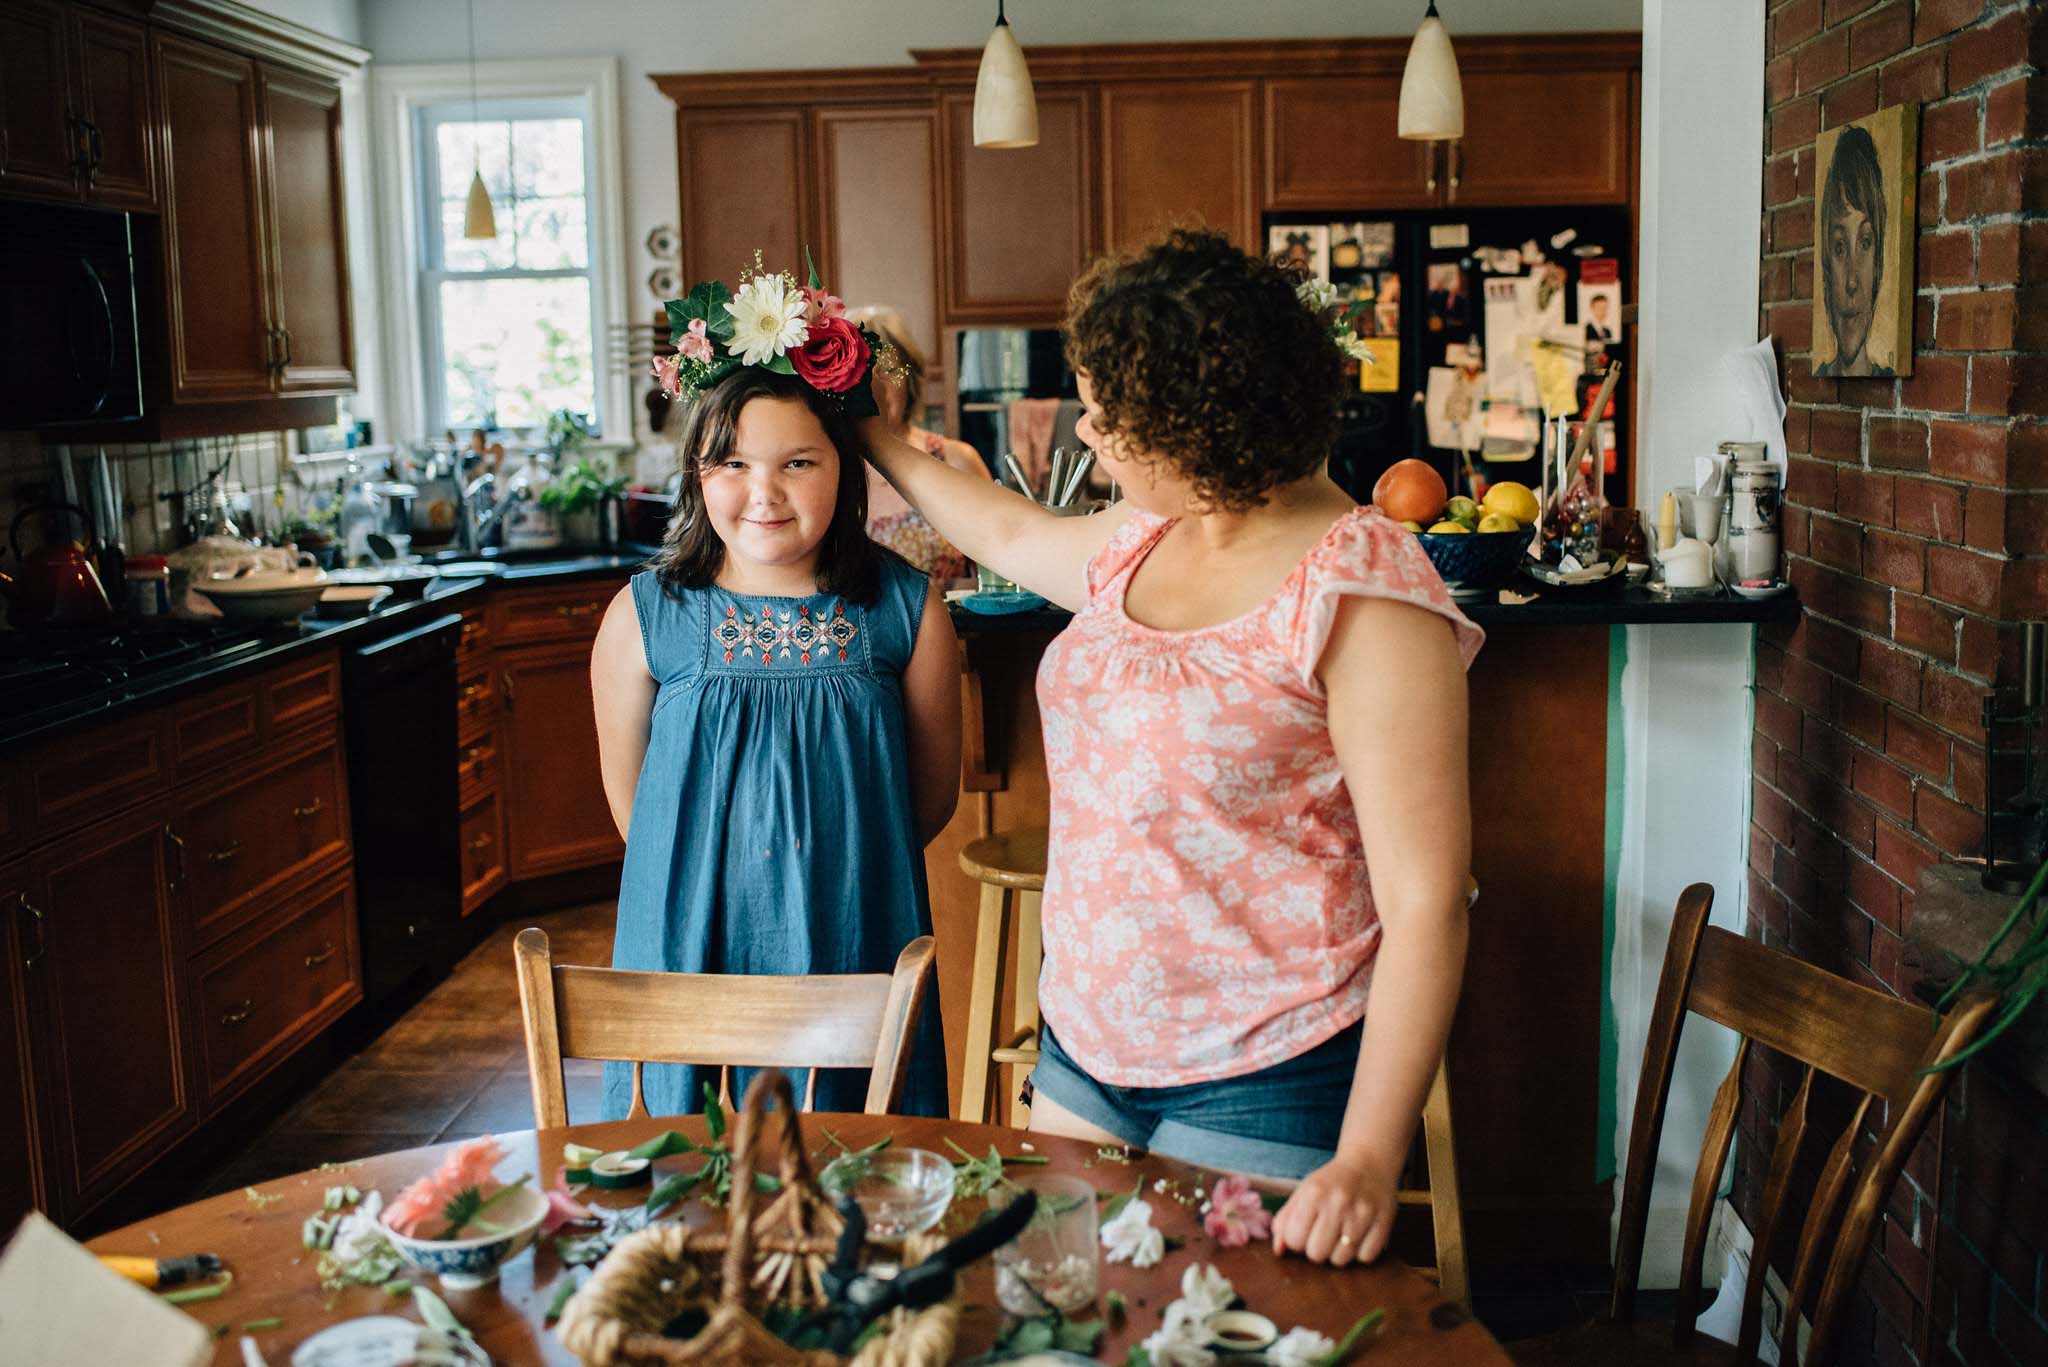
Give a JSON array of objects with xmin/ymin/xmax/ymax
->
[{"xmin": 1034, "ymin": 504, "xmax": 1484, "ymax": 1087}]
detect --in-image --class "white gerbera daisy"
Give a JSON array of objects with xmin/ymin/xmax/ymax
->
[{"xmin": 724, "ymin": 274, "xmax": 808, "ymax": 365}]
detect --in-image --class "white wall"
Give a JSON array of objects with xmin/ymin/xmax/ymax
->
[
  {"xmin": 362, "ymin": 0, "xmax": 1641, "ymax": 310},
  {"xmin": 1619, "ymin": 0, "xmax": 1765, "ymax": 1287},
  {"xmin": 244, "ymin": 0, "xmax": 364, "ymax": 46}
]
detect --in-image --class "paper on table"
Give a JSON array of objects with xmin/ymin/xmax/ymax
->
[
  {"xmin": 0, "ymin": 1212, "xmax": 213, "ymax": 1367},
  {"xmin": 1723, "ymin": 337, "xmax": 1789, "ymax": 472}
]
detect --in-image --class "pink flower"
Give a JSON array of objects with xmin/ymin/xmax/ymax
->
[
  {"xmin": 650, "ymin": 354, "xmax": 682, "ymax": 394},
  {"xmin": 679, "ymin": 317, "xmax": 714, "ymax": 365},
  {"xmin": 444, "ymin": 1136, "xmax": 508, "ymax": 1190},
  {"xmin": 801, "ymin": 284, "xmax": 845, "ymax": 323},
  {"xmin": 383, "ymin": 1137, "xmax": 509, "ymax": 1238},
  {"xmin": 791, "ymin": 315, "xmax": 870, "ymax": 394},
  {"xmin": 541, "ymin": 1169, "xmax": 595, "ymax": 1236},
  {"xmin": 1202, "ymin": 1175, "xmax": 1272, "ymax": 1248}
]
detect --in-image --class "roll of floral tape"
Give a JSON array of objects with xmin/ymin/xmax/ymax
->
[
  {"xmin": 1204, "ymin": 1309, "xmax": 1278, "ymax": 1352},
  {"xmin": 584, "ymin": 1151, "xmax": 652, "ymax": 1189}
]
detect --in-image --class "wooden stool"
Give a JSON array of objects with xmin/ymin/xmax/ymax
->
[{"xmin": 956, "ymin": 826, "xmax": 1047, "ymax": 1126}]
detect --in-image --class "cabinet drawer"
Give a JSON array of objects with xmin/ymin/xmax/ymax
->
[
  {"xmin": 180, "ymin": 738, "xmax": 349, "ymax": 946},
  {"xmin": 169, "ymin": 680, "xmax": 262, "ymax": 782},
  {"xmin": 194, "ymin": 875, "xmax": 360, "ymax": 1107},
  {"xmin": 456, "ymin": 608, "xmax": 492, "ymax": 663},
  {"xmin": 0, "ymin": 759, "xmax": 19, "ymax": 858},
  {"xmin": 457, "ymin": 731, "xmax": 500, "ymax": 807},
  {"xmin": 264, "ymin": 654, "xmax": 340, "ymax": 735},
  {"xmin": 458, "ymin": 788, "xmax": 506, "ymax": 916},
  {"xmin": 456, "ymin": 665, "xmax": 499, "ymax": 739},
  {"xmin": 24, "ymin": 714, "xmax": 168, "ymax": 841},
  {"xmin": 492, "ymin": 581, "xmax": 617, "ymax": 645}
]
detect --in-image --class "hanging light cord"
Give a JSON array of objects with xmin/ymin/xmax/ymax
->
[
  {"xmin": 995, "ymin": 1, "xmax": 1008, "ymax": 29},
  {"xmin": 467, "ymin": 0, "xmax": 482, "ymax": 171}
]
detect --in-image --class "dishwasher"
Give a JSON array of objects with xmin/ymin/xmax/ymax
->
[{"xmin": 342, "ymin": 611, "xmax": 464, "ymax": 1010}]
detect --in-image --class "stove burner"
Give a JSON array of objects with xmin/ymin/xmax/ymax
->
[{"xmin": 0, "ymin": 623, "xmax": 274, "ymax": 728}]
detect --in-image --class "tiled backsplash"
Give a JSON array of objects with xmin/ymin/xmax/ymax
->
[{"xmin": 0, "ymin": 429, "xmax": 320, "ymax": 560}]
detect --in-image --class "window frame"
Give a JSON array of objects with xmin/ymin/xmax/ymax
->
[{"xmin": 371, "ymin": 58, "xmax": 629, "ymax": 443}]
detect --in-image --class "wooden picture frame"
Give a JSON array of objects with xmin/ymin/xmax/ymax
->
[{"xmin": 1812, "ymin": 102, "xmax": 1918, "ymax": 378}]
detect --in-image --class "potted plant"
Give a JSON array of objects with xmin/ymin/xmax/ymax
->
[
  {"xmin": 538, "ymin": 458, "xmax": 626, "ymax": 547},
  {"xmin": 280, "ymin": 506, "xmax": 340, "ymax": 569}
]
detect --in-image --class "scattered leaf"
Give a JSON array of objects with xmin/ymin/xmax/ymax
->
[
  {"xmin": 412, "ymin": 1284, "xmax": 471, "ymax": 1341},
  {"xmin": 1315, "ymin": 1309, "xmax": 1387, "ymax": 1367},
  {"xmin": 159, "ymin": 1272, "xmax": 234, "ymax": 1305},
  {"xmin": 241, "ymin": 1318, "xmax": 284, "ymax": 1332},
  {"xmin": 244, "ymin": 1187, "xmax": 282, "ymax": 1210}
]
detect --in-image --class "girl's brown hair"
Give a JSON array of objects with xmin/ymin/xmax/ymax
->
[{"xmin": 652, "ymin": 368, "xmax": 883, "ymax": 603}]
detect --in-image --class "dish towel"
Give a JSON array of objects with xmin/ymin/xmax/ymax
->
[{"xmin": 1007, "ymin": 397, "xmax": 1062, "ymax": 493}]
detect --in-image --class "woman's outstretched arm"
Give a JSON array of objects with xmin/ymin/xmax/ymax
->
[
  {"xmin": 901, "ymin": 577, "xmax": 962, "ymax": 844},
  {"xmin": 858, "ymin": 416, "xmax": 1130, "ymax": 611},
  {"xmin": 1272, "ymin": 594, "xmax": 1472, "ymax": 1265},
  {"xmin": 590, "ymin": 585, "xmax": 657, "ymax": 841}
]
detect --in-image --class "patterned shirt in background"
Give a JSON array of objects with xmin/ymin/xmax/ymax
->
[
  {"xmin": 867, "ymin": 428, "xmax": 979, "ymax": 582},
  {"xmin": 1033, "ymin": 505, "xmax": 1485, "ymax": 1087}
]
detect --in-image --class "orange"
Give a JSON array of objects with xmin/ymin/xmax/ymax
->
[{"xmin": 1372, "ymin": 459, "xmax": 1448, "ymax": 526}]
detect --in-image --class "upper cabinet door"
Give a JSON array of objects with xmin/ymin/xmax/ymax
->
[
  {"xmin": 1453, "ymin": 70, "xmax": 1633, "ymax": 206},
  {"xmin": 153, "ymin": 33, "xmax": 274, "ymax": 403},
  {"xmin": 71, "ymin": 8, "xmax": 155, "ymax": 211},
  {"xmin": 1263, "ymin": 76, "xmax": 1434, "ymax": 212},
  {"xmin": 940, "ymin": 87, "xmax": 1095, "ymax": 325},
  {"xmin": 0, "ymin": 0, "xmax": 81, "ymax": 200},
  {"xmin": 680, "ymin": 109, "xmax": 809, "ymax": 289},
  {"xmin": 813, "ymin": 106, "xmax": 941, "ymax": 380},
  {"xmin": 260, "ymin": 65, "xmax": 354, "ymax": 394},
  {"xmin": 1101, "ymin": 81, "xmax": 1257, "ymax": 252}
]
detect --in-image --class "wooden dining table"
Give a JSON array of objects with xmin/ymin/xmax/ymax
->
[{"xmin": 89, "ymin": 1112, "xmax": 1511, "ymax": 1365}]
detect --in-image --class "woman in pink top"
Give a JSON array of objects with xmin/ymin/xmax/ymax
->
[{"xmin": 860, "ymin": 230, "xmax": 1480, "ymax": 1268}]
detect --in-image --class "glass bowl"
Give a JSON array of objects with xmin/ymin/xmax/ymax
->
[{"xmin": 818, "ymin": 1147, "xmax": 956, "ymax": 1242}]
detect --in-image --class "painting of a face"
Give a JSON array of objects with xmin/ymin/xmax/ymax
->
[{"xmin": 1812, "ymin": 105, "xmax": 1918, "ymax": 378}]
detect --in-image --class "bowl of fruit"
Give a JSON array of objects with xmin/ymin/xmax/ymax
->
[{"xmin": 1372, "ymin": 460, "xmax": 1535, "ymax": 595}]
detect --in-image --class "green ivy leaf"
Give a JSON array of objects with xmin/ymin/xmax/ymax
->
[
  {"xmin": 627, "ymin": 1130, "xmax": 695, "ymax": 1162},
  {"xmin": 763, "ymin": 353, "xmax": 798, "ymax": 376},
  {"xmin": 701, "ymin": 1083, "xmax": 726, "ymax": 1143},
  {"xmin": 804, "ymin": 245, "xmax": 822, "ymax": 290},
  {"xmin": 1054, "ymin": 1317, "xmax": 1106, "ymax": 1354},
  {"xmin": 1100, "ymin": 1178, "xmax": 1144, "ymax": 1222},
  {"xmin": 1315, "ymin": 1308, "xmax": 1387, "ymax": 1367}
]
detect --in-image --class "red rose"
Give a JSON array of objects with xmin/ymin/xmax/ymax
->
[{"xmin": 791, "ymin": 315, "xmax": 870, "ymax": 394}]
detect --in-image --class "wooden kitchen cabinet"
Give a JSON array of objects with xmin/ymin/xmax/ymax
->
[
  {"xmin": 25, "ymin": 802, "xmax": 192, "ymax": 1224},
  {"xmin": 179, "ymin": 732, "xmax": 349, "ymax": 950},
  {"xmin": 69, "ymin": 7, "xmax": 156, "ymax": 211},
  {"xmin": 939, "ymin": 86, "xmax": 1095, "ymax": 324},
  {"xmin": 260, "ymin": 63, "xmax": 355, "ymax": 394},
  {"xmin": 679, "ymin": 108, "xmax": 808, "ymax": 289},
  {"xmin": 1101, "ymin": 81, "xmax": 1257, "ymax": 250},
  {"xmin": 1452, "ymin": 69, "xmax": 1633, "ymax": 206},
  {"xmin": 0, "ymin": 858, "xmax": 42, "ymax": 1240},
  {"xmin": 0, "ymin": 0, "xmax": 85, "ymax": 200},
  {"xmin": 500, "ymin": 639, "xmax": 622, "ymax": 880},
  {"xmin": 813, "ymin": 105, "xmax": 942, "ymax": 377},
  {"xmin": 458, "ymin": 787, "xmax": 507, "ymax": 914},
  {"xmin": 1263, "ymin": 76, "xmax": 1434, "ymax": 212},
  {"xmin": 0, "ymin": 1, "xmax": 155, "ymax": 208}
]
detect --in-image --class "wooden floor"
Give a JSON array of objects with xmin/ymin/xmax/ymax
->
[{"xmin": 192, "ymin": 900, "xmax": 617, "ymax": 1198}]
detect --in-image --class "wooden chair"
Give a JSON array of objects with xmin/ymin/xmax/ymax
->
[
  {"xmin": 512, "ymin": 928, "xmax": 937, "ymax": 1127},
  {"xmin": 1512, "ymin": 884, "xmax": 1997, "ymax": 1367},
  {"xmin": 1405, "ymin": 1059, "xmax": 1470, "ymax": 1307},
  {"xmin": 956, "ymin": 826, "xmax": 1046, "ymax": 1126}
]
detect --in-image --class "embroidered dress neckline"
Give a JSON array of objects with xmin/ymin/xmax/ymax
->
[{"xmin": 1112, "ymin": 504, "xmax": 1369, "ymax": 640}]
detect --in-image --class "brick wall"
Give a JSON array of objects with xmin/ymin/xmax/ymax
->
[{"xmin": 1746, "ymin": 1, "xmax": 2048, "ymax": 1364}]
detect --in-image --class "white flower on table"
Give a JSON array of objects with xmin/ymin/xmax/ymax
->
[
  {"xmin": 328, "ymin": 1189, "xmax": 388, "ymax": 1265},
  {"xmin": 1099, "ymin": 1196, "xmax": 1166, "ymax": 1268},
  {"xmin": 1268, "ymin": 1326, "xmax": 1338, "ymax": 1367},
  {"xmin": 1140, "ymin": 1299, "xmax": 1217, "ymax": 1367},
  {"xmin": 1177, "ymin": 1262, "xmax": 1237, "ymax": 1320}
]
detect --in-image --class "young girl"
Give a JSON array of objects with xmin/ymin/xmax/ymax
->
[{"xmin": 590, "ymin": 366, "xmax": 959, "ymax": 1119}]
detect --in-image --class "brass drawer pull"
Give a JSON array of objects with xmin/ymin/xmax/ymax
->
[
  {"xmin": 18, "ymin": 895, "xmax": 45, "ymax": 972},
  {"xmin": 304, "ymin": 943, "xmax": 338, "ymax": 969},
  {"xmin": 220, "ymin": 1000, "xmax": 252, "ymax": 1029},
  {"xmin": 467, "ymin": 833, "xmax": 493, "ymax": 852},
  {"xmin": 553, "ymin": 602, "xmax": 600, "ymax": 618},
  {"xmin": 165, "ymin": 828, "xmax": 188, "ymax": 893},
  {"xmin": 208, "ymin": 840, "xmax": 243, "ymax": 865},
  {"xmin": 461, "ymin": 743, "xmax": 493, "ymax": 766},
  {"xmin": 461, "ymin": 682, "xmax": 488, "ymax": 701},
  {"xmin": 294, "ymin": 798, "xmax": 324, "ymax": 819}
]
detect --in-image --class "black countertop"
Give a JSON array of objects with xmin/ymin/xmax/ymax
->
[{"xmin": 0, "ymin": 552, "xmax": 654, "ymax": 758}]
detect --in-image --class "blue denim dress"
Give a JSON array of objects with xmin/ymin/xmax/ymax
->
[{"xmin": 601, "ymin": 559, "xmax": 946, "ymax": 1119}]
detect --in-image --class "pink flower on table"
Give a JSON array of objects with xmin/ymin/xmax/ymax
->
[
  {"xmin": 541, "ymin": 1169, "xmax": 595, "ymax": 1236},
  {"xmin": 801, "ymin": 284, "xmax": 845, "ymax": 323},
  {"xmin": 383, "ymin": 1137, "xmax": 509, "ymax": 1237},
  {"xmin": 444, "ymin": 1135, "xmax": 509, "ymax": 1190},
  {"xmin": 679, "ymin": 317, "xmax": 714, "ymax": 365},
  {"xmin": 1202, "ymin": 1174, "xmax": 1272, "ymax": 1248}
]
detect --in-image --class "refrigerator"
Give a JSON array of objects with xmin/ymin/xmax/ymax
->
[{"xmin": 1267, "ymin": 206, "xmax": 1633, "ymax": 509}]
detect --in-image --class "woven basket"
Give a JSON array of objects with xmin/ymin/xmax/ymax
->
[{"xmin": 556, "ymin": 1071, "xmax": 959, "ymax": 1367}]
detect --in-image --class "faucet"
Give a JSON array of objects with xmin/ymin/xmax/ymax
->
[{"xmin": 459, "ymin": 471, "xmax": 508, "ymax": 555}]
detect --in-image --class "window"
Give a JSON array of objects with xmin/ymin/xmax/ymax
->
[{"xmin": 416, "ymin": 97, "xmax": 600, "ymax": 435}]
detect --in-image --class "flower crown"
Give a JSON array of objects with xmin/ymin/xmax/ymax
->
[
  {"xmin": 650, "ymin": 251, "xmax": 897, "ymax": 418},
  {"xmin": 1295, "ymin": 276, "xmax": 1376, "ymax": 365}
]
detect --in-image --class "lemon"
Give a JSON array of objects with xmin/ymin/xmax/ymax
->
[
  {"xmin": 1401, "ymin": 520, "xmax": 1425, "ymax": 532},
  {"xmin": 1481, "ymin": 481, "xmax": 1540, "ymax": 526},
  {"xmin": 1445, "ymin": 496, "xmax": 1480, "ymax": 526},
  {"xmin": 1477, "ymin": 512, "xmax": 1521, "ymax": 533},
  {"xmin": 1426, "ymin": 520, "xmax": 1471, "ymax": 534}
]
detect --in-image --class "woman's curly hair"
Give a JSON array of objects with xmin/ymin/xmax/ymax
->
[{"xmin": 1063, "ymin": 228, "xmax": 1345, "ymax": 511}]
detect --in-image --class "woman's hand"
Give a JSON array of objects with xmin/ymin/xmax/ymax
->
[{"xmin": 1270, "ymin": 1149, "xmax": 1398, "ymax": 1266}]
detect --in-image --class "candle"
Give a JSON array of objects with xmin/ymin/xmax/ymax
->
[{"xmin": 1657, "ymin": 491, "xmax": 1676, "ymax": 551}]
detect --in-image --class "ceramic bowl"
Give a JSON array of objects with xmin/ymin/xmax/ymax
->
[
  {"xmin": 379, "ymin": 1181, "xmax": 549, "ymax": 1289},
  {"xmin": 191, "ymin": 567, "xmax": 329, "ymax": 620},
  {"xmin": 1414, "ymin": 529, "xmax": 1528, "ymax": 589},
  {"xmin": 314, "ymin": 584, "xmax": 393, "ymax": 619},
  {"xmin": 818, "ymin": 1147, "xmax": 955, "ymax": 1241}
]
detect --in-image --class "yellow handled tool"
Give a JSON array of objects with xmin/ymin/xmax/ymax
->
[{"xmin": 97, "ymin": 1252, "xmax": 223, "ymax": 1288}]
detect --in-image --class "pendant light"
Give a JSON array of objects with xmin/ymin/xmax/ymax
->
[
  {"xmin": 973, "ymin": 0, "xmax": 1038, "ymax": 149},
  {"xmin": 461, "ymin": 0, "xmax": 497, "ymax": 239},
  {"xmin": 1397, "ymin": 1, "xmax": 1465, "ymax": 141}
]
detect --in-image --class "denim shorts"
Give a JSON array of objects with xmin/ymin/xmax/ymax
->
[{"xmin": 1027, "ymin": 1020, "xmax": 1362, "ymax": 1180}]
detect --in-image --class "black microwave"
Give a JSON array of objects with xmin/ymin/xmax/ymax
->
[{"xmin": 0, "ymin": 199, "xmax": 144, "ymax": 429}]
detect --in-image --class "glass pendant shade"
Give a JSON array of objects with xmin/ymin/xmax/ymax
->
[
  {"xmin": 973, "ymin": 13, "xmax": 1038, "ymax": 148},
  {"xmin": 1398, "ymin": 5, "xmax": 1465, "ymax": 141},
  {"xmin": 463, "ymin": 168, "xmax": 497, "ymax": 239}
]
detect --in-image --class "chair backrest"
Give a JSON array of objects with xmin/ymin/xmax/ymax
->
[
  {"xmin": 512, "ymin": 928, "xmax": 937, "ymax": 1127},
  {"xmin": 1609, "ymin": 885, "xmax": 1997, "ymax": 1366},
  {"xmin": 1397, "ymin": 1058, "xmax": 1468, "ymax": 1307}
]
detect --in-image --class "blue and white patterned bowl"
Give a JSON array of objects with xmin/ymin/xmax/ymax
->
[{"xmin": 380, "ymin": 1182, "xmax": 549, "ymax": 1289}]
